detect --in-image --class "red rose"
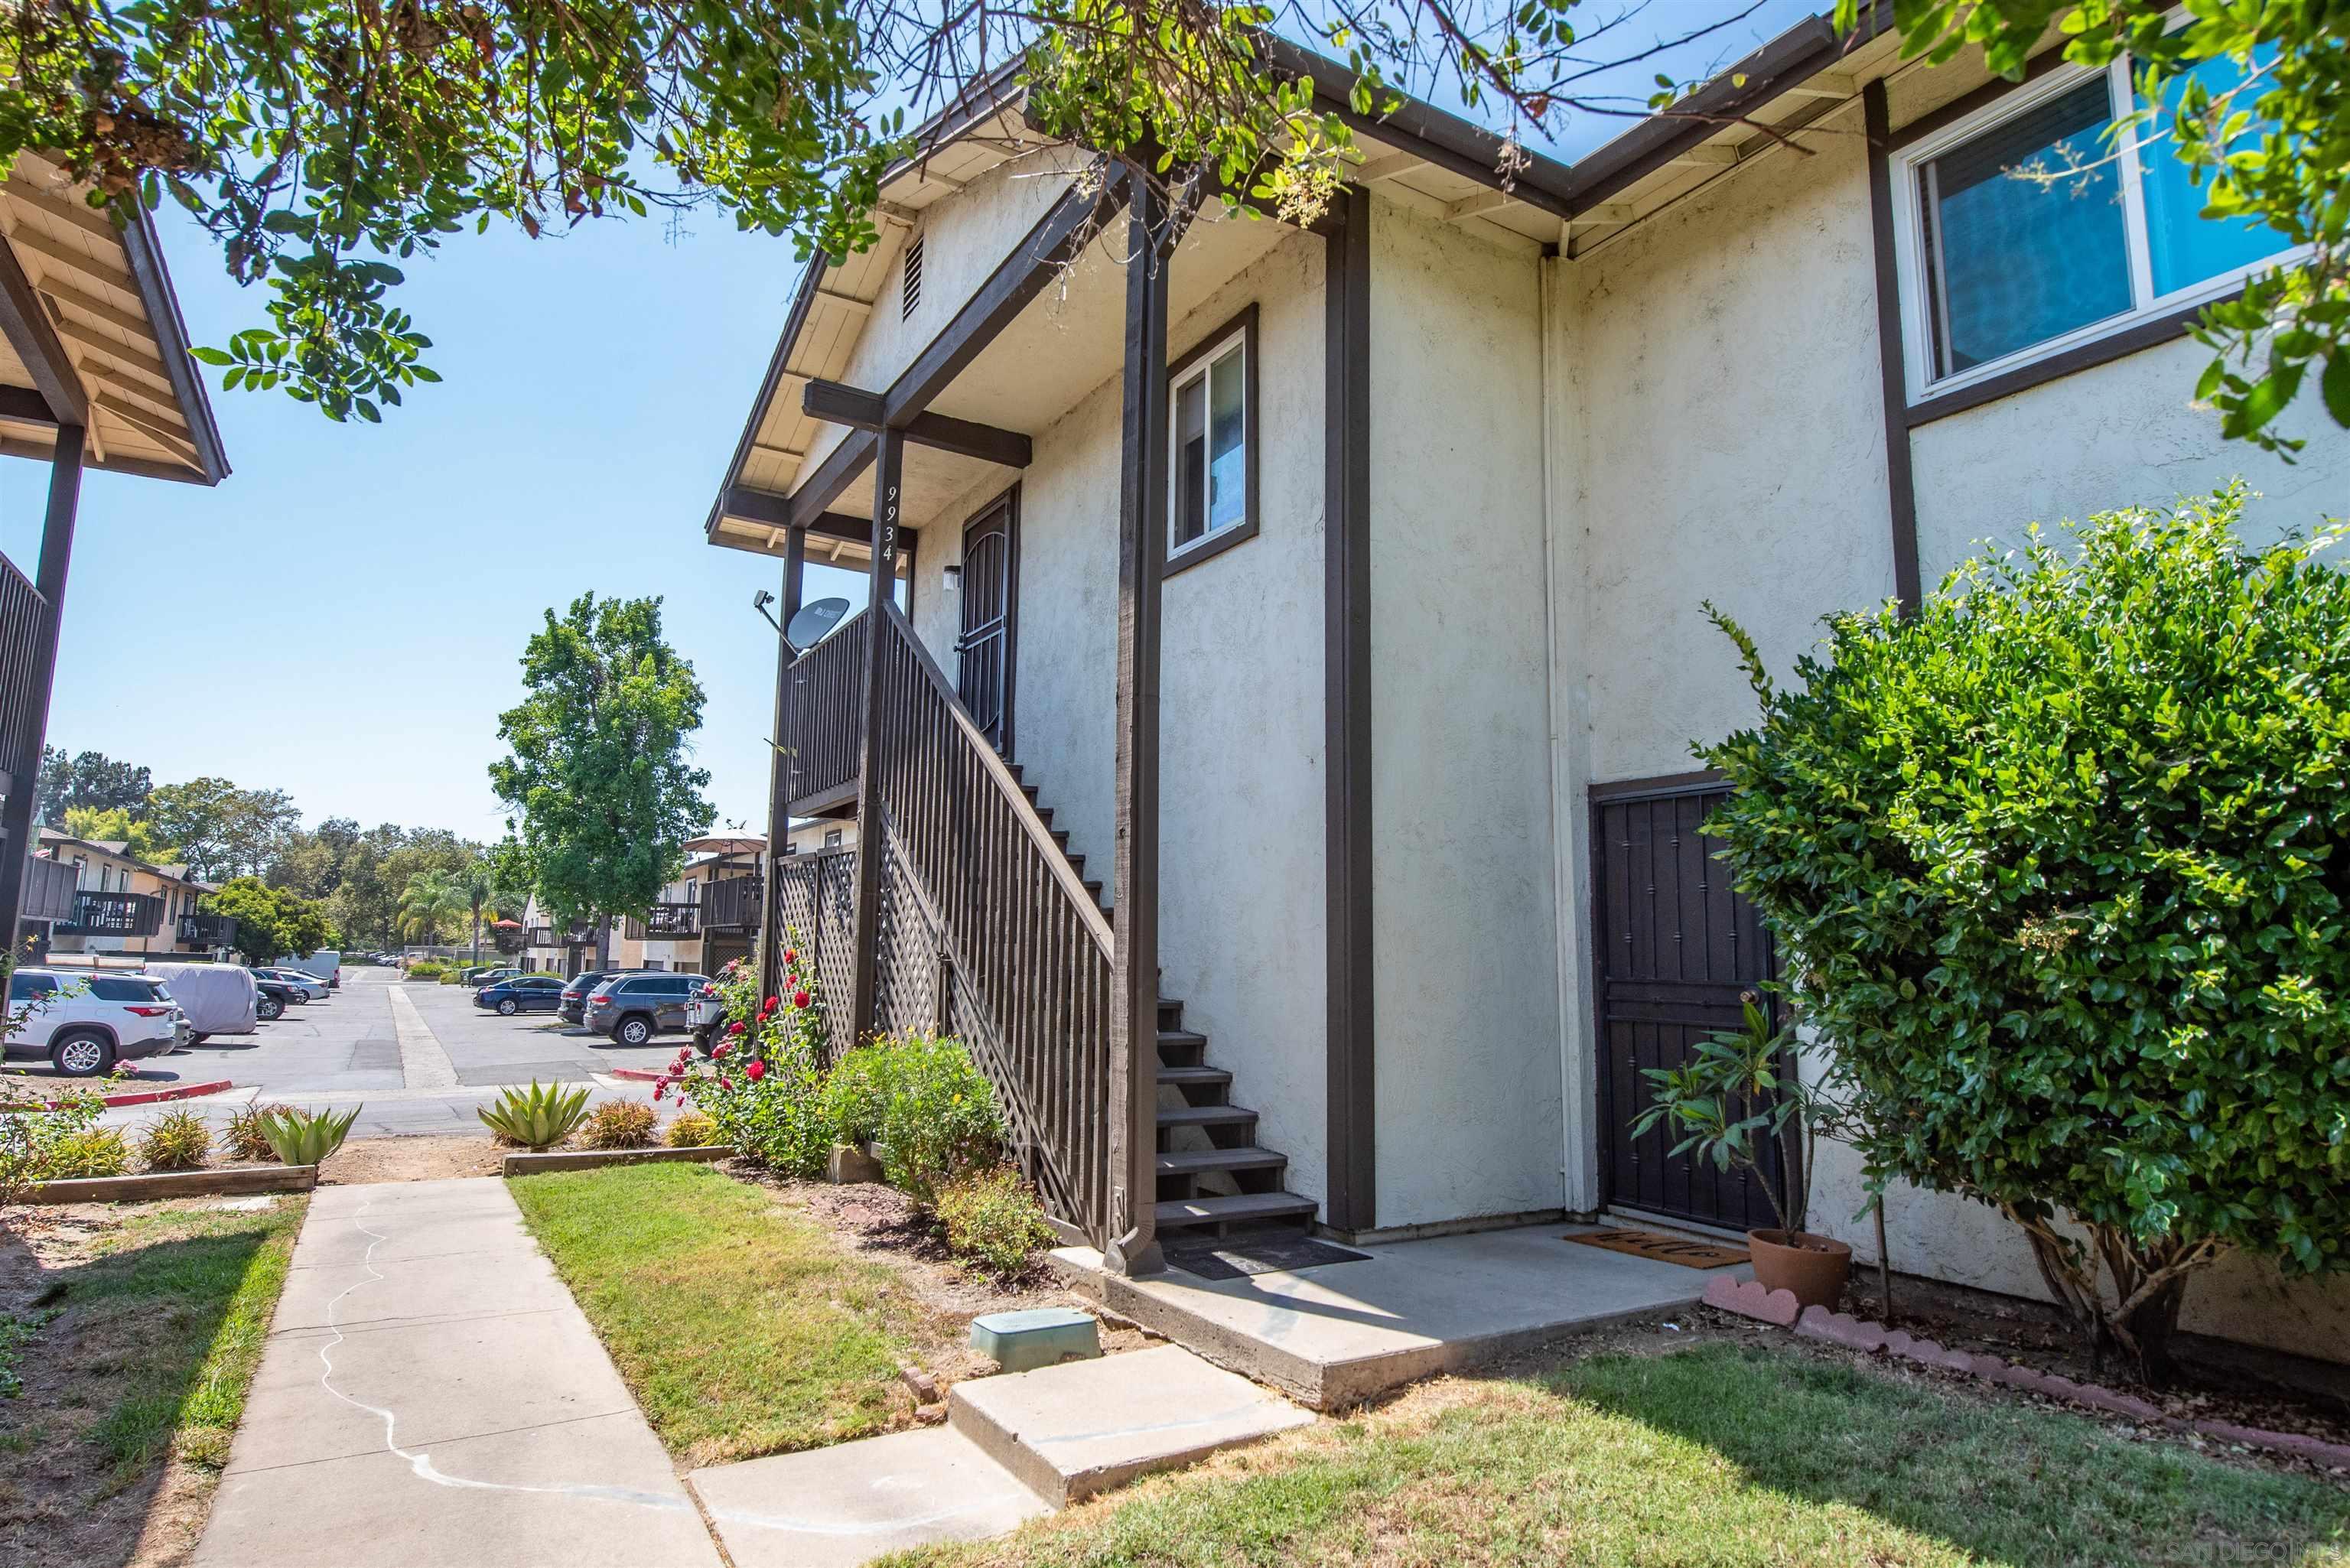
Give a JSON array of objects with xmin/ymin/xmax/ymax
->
[
  {"xmin": 793, "ymin": 990, "xmax": 811, "ymax": 1010},
  {"xmin": 727, "ymin": 1020, "xmax": 746, "ymax": 1036},
  {"xmin": 745, "ymin": 1059, "xmax": 767, "ymax": 1082},
  {"xmin": 783, "ymin": 948, "xmax": 797, "ymax": 965},
  {"xmin": 713, "ymin": 1042, "xmax": 731, "ymax": 1059},
  {"xmin": 653, "ymin": 1083, "xmax": 666, "ymax": 1102}
]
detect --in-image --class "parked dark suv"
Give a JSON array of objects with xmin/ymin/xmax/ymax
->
[
  {"xmin": 587, "ymin": 973, "xmax": 711, "ymax": 1047},
  {"xmin": 474, "ymin": 974, "xmax": 566, "ymax": 1016},
  {"xmin": 558, "ymin": 970, "xmax": 627, "ymax": 1026}
]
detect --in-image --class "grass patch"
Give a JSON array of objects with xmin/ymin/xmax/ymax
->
[
  {"xmin": 892, "ymin": 1342, "xmax": 2350, "ymax": 1568},
  {"xmin": 0, "ymin": 1195, "xmax": 306, "ymax": 1566},
  {"xmin": 508, "ymin": 1161, "xmax": 919, "ymax": 1466}
]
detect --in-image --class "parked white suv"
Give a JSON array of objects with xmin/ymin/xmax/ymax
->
[{"xmin": 4, "ymin": 968, "xmax": 187, "ymax": 1076}]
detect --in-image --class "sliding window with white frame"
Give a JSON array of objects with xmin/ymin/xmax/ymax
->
[
  {"xmin": 1890, "ymin": 41, "xmax": 2296, "ymax": 405},
  {"xmin": 1165, "ymin": 304, "xmax": 1259, "ymax": 575}
]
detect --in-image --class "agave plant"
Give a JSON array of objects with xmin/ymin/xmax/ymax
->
[
  {"xmin": 478, "ymin": 1081, "xmax": 591, "ymax": 1151},
  {"xmin": 259, "ymin": 1105, "xmax": 362, "ymax": 1167}
]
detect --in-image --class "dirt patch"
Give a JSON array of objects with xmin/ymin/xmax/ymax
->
[
  {"xmin": 319, "ymin": 1134, "xmax": 502, "ymax": 1185},
  {"xmin": 0, "ymin": 1196, "xmax": 304, "ymax": 1568},
  {"xmin": 728, "ymin": 1164, "xmax": 1157, "ymax": 1390}
]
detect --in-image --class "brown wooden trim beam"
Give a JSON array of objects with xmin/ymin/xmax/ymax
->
[
  {"xmin": 1105, "ymin": 165, "xmax": 1172, "ymax": 1280},
  {"xmin": 0, "ymin": 237, "xmax": 84, "ymax": 425},
  {"xmin": 1863, "ymin": 80, "xmax": 1922, "ymax": 610},
  {"xmin": 0, "ymin": 386, "xmax": 56, "ymax": 426},
  {"xmin": 802, "ymin": 377, "xmax": 1034, "ymax": 468},
  {"xmin": 1323, "ymin": 184, "xmax": 1375, "ymax": 1234},
  {"xmin": 0, "ymin": 425, "xmax": 84, "ymax": 956},
  {"xmin": 847, "ymin": 428, "xmax": 906, "ymax": 1043}
]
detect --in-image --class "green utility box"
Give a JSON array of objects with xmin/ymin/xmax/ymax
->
[{"xmin": 970, "ymin": 1307, "xmax": 1103, "ymax": 1373}]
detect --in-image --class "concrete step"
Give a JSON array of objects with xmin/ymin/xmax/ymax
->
[
  {"xmin": 949, "ymin": 1344, "xmax": 1312, "ymax": 1505},
  {"xmin": 1153, "ymin": 1191, "xmax": 1318, "ymax": 1231},
  {"xmin": 1155, "ymin": 1144, "xmax": 1288, "ymax": 1177},
  {"xmin": 689, "ymin": 1426, "xmax": 1046, "ymax": 1568}
]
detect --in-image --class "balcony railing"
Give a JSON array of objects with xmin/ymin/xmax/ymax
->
[
  {"xmin": 623, "ymin": 901, "xmax": 701, "ymax": 942},
  {"xmin": 703, "ymin": 874, "xmax": 763, "ymax": 933},
  {"xmin": 59, "ymin": 890, "xmax": 164, "ymax": 939},
  {"xmin": 0, "ymin": 554, "xmax": 49, "ymax": 792},
  {"xmin": 178, "ymin": 912, "xmax": 238, "ymax": 948},
  {"xmin": 526, "ymin": 922, "xmax": 597, "ymax": 947},
  {"xmin": 781, "ymin": 611, "xmax": 867, "ymax": 811},
  {"xmin": 19, "ymin": 854, "xmax": 78, "ymax": 924}
]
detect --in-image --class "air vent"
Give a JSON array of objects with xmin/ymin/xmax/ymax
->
[{"xmin": 902, "ymin": 235, "xmax": 924, "ymax": 320}]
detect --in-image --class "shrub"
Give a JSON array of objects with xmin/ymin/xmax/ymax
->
[
  {"xmin": 137, "ymin": 1108, "xmax": 212, "ymax": 1172},
  {"xmin": 935, "ymin": 1166, "xmax": 1055, "ymax": 1280},
  {"xmin": 579, "ymin": 1099, "xmax": 656, "ymax": 1150},
  {"xmin": 1702, "ymin": 486, "xmax": 2350, "ymax": 1381},
  {"xmin": 405, "ymin": 960, "xmax": 448, "ymax": 981},
  {"xmin": 0, "ymin": 1078, "xmax": 119, "ymax": 1199},
  {"xmin": 41, "ymin": 1126, "xmax": 129, "ymax": 1179},
  {"xmin": 872, "ymin": 1034, "xmax": 1006, "ymax": 1208},
  {"xmin": 675, "ymin": 939, "xmax": 832, "ymax": 1176},
  {"xmin": 258, "ymin": 1105, "xmax": 361, "ymax": 1166},
  {"xmin": 817, "ymin": 1044, "xmax": 891, "ymax": 1148},
  {"xmin": 479, "ymin": 1081, "xmax": 591, "ymax": 1150},
  {"xmin": 224, "ymin": 1102, "xmax": 295, "ymax": 1163},
  {"xmin": 664, "ymin": 1111, "xmax": 718, "ymax": 1148}
]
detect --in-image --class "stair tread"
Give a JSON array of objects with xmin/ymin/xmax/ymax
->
[
  {"xmin": 1155, "ymin": 1145, "xmax": 1287, "ymax": 1175},
  {"xmin": 1157, "ymin": 1064, "xmax": 1229, "ymax": 1085},
  {"xmin": 1157, "ymin": 1028, "xmax": 1207, "ymax": 1046},
  {"xmin": 1157, "ymin": 1104, "xmax": 1255, "ymax": 1127},
  {"xmin": 1154, "ymin": 1192, "xmax": 1318, "ymax": 1226}
]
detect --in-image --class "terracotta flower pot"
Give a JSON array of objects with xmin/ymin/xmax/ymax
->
[{"xmin": 1747, "ymin": 1228, "xmax": 1853, "ymax": 1312}]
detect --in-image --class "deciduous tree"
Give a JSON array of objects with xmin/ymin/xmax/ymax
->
[
  {"xmin": 206, "ymin": 877, "xmax": 336, "ymax": 965},
  {"xmin": 34, "ymin": 749, "xmax": 151, "ymax": 825},
  {"xmin": 490, "ymin": 594, "xmax": 712, "ymax": 966}
]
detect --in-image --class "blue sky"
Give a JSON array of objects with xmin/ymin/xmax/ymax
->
[{"xmin": 2, "ymin": 0, "xmax": 1821, "ymax": 844}]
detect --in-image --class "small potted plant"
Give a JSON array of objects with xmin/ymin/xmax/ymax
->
[{"xmin": 1632, "ymin": 993, "xmax": 1870, "ymax": 1309}]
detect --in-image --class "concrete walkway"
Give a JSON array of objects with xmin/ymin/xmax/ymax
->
[{"xmin": 195, "ymin": 1177, "xmax": 719, "ymax": 1568}]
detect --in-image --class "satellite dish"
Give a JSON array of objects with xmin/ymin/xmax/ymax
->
[{"xmin": 786, "ymin": 597, "xmax": 852, "ymax": 653}]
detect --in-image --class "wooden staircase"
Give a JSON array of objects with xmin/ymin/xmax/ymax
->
[{"xmin": 1002, "ymin": 761, "xmax": 1319, "ymax": 1243}]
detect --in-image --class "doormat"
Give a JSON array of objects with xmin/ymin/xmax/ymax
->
[
  {"xmin": 1167, "ymin": 1235, "xmax": 1371, "ymax": 1282},
  {"xmin": 1564, "ymin": 1228, "xmax": 1749, "ymax": 1270}
]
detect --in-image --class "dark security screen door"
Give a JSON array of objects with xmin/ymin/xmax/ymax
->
[
  {"xmin": 1593, "ymin": 782, "xmax": 1785, "ymax": 1231},
  {"xmin": 956, "ymin": 493, "xmax": 1017, "ymax": 751}
]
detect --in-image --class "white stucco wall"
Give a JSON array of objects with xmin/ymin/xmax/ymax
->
[
  {"xmin": 796, "ymin": 158, "xmax": 1079, "ymax": 485},
  {"xmin": 908, "ymin": 228, "xmax": 1337, "ymax": 1207},
  {"xmin": 1551, "ymin": 93, "xmax": 2350, "ymax": 1364},
  {"xmin": 1366, "ymin": 194, "xmax": 1563, "ymax": 1229}
]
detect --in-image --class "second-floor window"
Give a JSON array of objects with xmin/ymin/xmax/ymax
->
[
  {"xmin": 1895, "ymin": 43, "xmax": 2294, "ymax": 400},
  {"xmin": 1167, "ymin": 306, "xmax": 1258, "ymax": 566}
]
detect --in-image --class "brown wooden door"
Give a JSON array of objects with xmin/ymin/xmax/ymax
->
[
  {"xmin": 1593, "ymin": 782, "xmax": 1785, "ymax": 1231},
  {"xmin": 955, "ymin": 492, "xmax": 1017, "ymax": 752}
]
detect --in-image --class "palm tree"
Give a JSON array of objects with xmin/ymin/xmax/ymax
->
[
  {"xmin": 398, "ymin": 870, "xmax": 469, "ymax": 952},
  {"xmin": 452, "ymin": 862, "xmax": 514, "ymax": 966}
]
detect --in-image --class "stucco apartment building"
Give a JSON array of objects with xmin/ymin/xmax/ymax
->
[
  {"xmin": 32, "ymin": 826, "xmax": 229, "ymax": 958},
  {"xmin": 698, "ymin": 12, "xmax": 2348, "ymax": 1361}
]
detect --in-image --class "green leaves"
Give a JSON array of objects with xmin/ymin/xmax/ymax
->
[
  {"xmin": 477, "ymin": 1082, "xmax": 591, "ymax": 1151},
  {"xmin": 1701, "ymin": 486, "xmax": 2350, "ymax": 1288}
]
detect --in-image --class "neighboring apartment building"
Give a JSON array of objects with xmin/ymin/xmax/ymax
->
[
  {"xmin": 33, "ymin": 827, "xmax": 230, "ymax": 958},
  {"xmin": 695, "ymin": 13, "xmax": 2348, "ymax": 1363}
]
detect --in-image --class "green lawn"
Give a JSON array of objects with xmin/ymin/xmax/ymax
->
[
  {"xmin": 890, "ymin": 1341, "xmax": 2350, "ymax": 1568},
  {"xmin": 0, "ymin": 1195, "xmax": 307, "ymax": 1566},
  {"xmin": 508, "ymin": 1161, "xmax": 921, "ymax": 1466}
]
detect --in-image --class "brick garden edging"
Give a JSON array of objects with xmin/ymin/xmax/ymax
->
[{"xmin": 1702, "ymin": 1275, "xmax": 2350, "ymax": 1471}]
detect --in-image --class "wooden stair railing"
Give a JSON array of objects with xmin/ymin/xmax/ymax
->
[{"xmin": 864, "ymin": 597, "xmax": 1116, "ymax": 1247}]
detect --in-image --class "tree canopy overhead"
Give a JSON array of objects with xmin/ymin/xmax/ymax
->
[{"xmin": 1, "ymin": 0, "xmax": 2338, "ymax": 441}]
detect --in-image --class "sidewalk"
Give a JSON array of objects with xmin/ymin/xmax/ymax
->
[{"xmin": 194, "ymin": 1176, "xmax": 720, "ymax": 1567}]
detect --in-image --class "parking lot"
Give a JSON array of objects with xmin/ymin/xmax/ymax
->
[{"xmin": 56, "ymin": 966, "xmax": 698, "ymax": 1139}]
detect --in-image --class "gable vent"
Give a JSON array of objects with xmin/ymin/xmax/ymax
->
[{"xmin": 901, "ymin": 235, "xmax": 924, "ymax": 320}]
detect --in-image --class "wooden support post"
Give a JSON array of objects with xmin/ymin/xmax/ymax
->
[
  {"xmin": 757, "ymin": 526, "xmax": 807, "ymax": 1005},
  {"xmin": 1106, "ymin": 168, "xmax": 1169, "ymax": 1278},
  {"xmin": 0, "ymin": 426, "xmax": 85, "ymax": 961},
  {"xmin": 848, "ymin": 431, "xmax": 903, "ymax": 1043}
]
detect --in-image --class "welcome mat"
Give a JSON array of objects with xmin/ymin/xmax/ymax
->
[
  {"xmin": 1167, "ymin": 1235, "xmax": 1372, "ymax": 1281},
  {"xmin": 1564, "ymin": 1228, "xmax": 1750, "ymax": 1270}
]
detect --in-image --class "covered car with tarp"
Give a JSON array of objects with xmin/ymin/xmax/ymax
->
[{"xmin": 145, "ymin": 962, "xmax": 259, "ymax": 1039}]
